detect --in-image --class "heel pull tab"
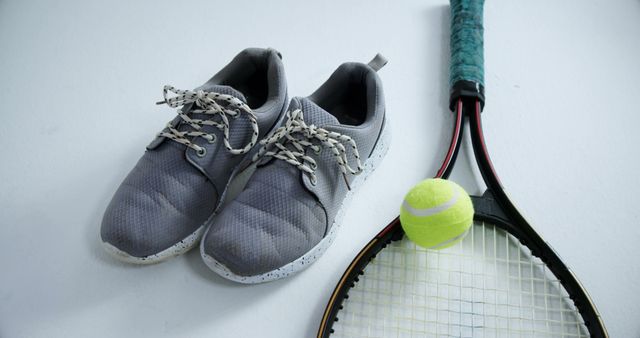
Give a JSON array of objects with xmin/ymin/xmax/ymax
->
[{"xmin": 367, "ymin": 53, "xmax": 388, "ymax": 72}]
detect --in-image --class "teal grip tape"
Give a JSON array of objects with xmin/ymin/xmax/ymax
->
[{"xmin": 449, "ymin": 0, "xmax": 484, "ymax": 88}]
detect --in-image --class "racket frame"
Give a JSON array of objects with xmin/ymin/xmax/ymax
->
[{"xmin": 316, "ymin": 99, "xmax": 608, "ymax": 337}]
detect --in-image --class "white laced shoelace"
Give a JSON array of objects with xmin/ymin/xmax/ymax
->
[
  {"xmin": 155, "ymin": 85, "xmax": 259, "ymax": 157},
  {"xmin": 252, "ymin": 109, "xmax": 363, "ymax": 189}
]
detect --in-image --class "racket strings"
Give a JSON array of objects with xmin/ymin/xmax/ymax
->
[{"xmin": 331, "ymin": 222, "xmax": 588, "ymax": 337}]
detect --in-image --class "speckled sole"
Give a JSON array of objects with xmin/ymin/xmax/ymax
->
[
  {"xmin": 101, "ymin": 225, "xmax": 206, "ymax": 265},
  {"xmin": 201, "ymin": 122, "xmax": 391, "ymax": 283}
]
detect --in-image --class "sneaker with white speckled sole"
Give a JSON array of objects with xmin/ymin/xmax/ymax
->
[
  {"xmin": 200, "ymin": 54, "xmax": 390, "ymax": 283},
  {"xmin": 100, "ymin": 48, "xmax": 289, "ymax": 264}
]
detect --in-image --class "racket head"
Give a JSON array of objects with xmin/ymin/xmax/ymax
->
[
  {"xmin": 316, "ymin": 104, "xmax": 607, "ymax": 337},
  {"xmin": 317, "ymin": 0, "xmax": 607, "ymax": 336},
  {"xmin": 326, "ymin": 222, "xmax": 590, "ymax": 337}
]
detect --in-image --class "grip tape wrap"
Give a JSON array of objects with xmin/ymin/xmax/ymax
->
[{"xmin": 449, "ymin": 0, "xmax": 485, "ymax": 109}]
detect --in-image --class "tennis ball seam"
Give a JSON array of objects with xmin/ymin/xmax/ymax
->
[
  {"xmin": 399, "ymin": 179, "xmax": 474, "ymax": 250},
  {"xmin": 428, "ymin": 228, "xmax": 471, "ymax": 250},
  {"xmin": 401, "ymin": 184, "xmax": 460, "ymax": 217}
]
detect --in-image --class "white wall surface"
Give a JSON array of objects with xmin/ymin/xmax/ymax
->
[{"xmin": 1, "ymin": 0, "xmax": 638, "ymax": 337}]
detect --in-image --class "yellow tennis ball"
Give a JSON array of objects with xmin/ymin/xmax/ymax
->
[{"xmin": 400, "ymin": 178, "xmax": 474, "ymax": 249}]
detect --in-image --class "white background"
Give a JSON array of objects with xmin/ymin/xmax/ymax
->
[{"xmin": 1, "ymin": 0, "xmax": 638, "ymax": 337}]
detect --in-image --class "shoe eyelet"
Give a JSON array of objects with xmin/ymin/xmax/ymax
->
[
  {"xmin": 313, "ymin": 147, "xmax": 322, "ymax": 155},
  {"xmin": 196, "ymin": 147, "xmax": 207, "ymax": 157},
  {"xmin": 207, "ymin": 134, "xmax": 217, "ymax": 144},
  {"xmin": 310, "ymin": 177, "xmax": 317, "ymax": 186}
]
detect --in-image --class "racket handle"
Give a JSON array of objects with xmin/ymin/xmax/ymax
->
[{"xmin": 449, "ymin": 0, "xmax": 485, "ymax": 111}]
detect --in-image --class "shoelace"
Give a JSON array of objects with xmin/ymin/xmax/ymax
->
[
  {"xmin": 252, "ymin": 109, "xmax": 363, "ymax": 189},
  {"xmin": 155, "ymin": 85, "xmax": 259, "ymax": 157}
]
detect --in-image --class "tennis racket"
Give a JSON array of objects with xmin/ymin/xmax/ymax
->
[{"xmin": 316, "ymin": 1, "xmax": 608, "ymax": 337}]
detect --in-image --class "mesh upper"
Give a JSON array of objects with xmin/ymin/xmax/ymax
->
[
  {"xmin": 102, "ymin": 85, "xmax": 284, "ymax": 257},
  {"xmin": 202, "ymin": 162, "xmax": 326, "ymax": 275},
  {"xmin": 101, "ymin": 142, "xmax": 217, "ymax": 257},
  {"xmin": 202, "ymin": 97, "xmax": 383, "ymax": 276}
]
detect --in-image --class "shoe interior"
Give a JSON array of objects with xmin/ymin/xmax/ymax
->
[
  {"xmin": 225, "ymin": 65, "xmax": 268, "ymax": 109},
  {"xmin": 209, "ymin": 48, "xmax": 283, "ymax": 109},
  {"xmin": 309, "ymin": 62, "xmax": 380, "ymax": 126}
]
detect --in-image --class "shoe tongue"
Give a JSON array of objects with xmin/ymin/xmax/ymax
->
[
  {"xmin": 291, "ymin": 97, "xmax": 340, "ymax": 127},
  {"xmin": 199, "ymin": 84, "xmax": 248, "ymax": 104}
]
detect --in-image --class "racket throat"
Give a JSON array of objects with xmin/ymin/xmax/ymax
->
[
  {"xmin": 471, "ymin": 189, "xmax": 508, "ymax": 223},
  {"xmin": 449, "ymin": 80, "xmax": 485, "ymax": 112}
]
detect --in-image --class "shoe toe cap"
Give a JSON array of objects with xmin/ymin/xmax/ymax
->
[
  {"xmin": 201, "ymin": 181, "xmax": 326, "ymax": 277},
  {"xmin": 101, "ymin": 154, "xmax": 218, "ymax": 259}
]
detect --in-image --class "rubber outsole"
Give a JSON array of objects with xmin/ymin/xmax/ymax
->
[{"xmin": 101, "ymin": 225, "xmax": 206, "ymax": 264}]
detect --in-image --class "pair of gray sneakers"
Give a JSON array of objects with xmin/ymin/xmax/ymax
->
[{"xmin": 101, "ymin": 48, "xmax": 390, "ymax": 283}]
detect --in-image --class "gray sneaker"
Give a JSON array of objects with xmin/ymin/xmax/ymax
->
[
  {"xmin": 101, "ymin": 48, "xmax": 288, "ymax": 264},
  {"xmin": 200, "ymin": 55, "xmax": 390, "ymax": 283}
]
